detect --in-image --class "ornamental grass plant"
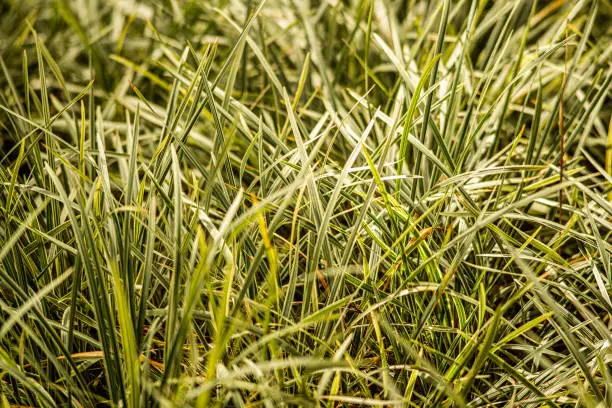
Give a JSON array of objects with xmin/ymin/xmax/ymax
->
[{"xmin": 0, "ymin": 0, "xmax": 611, "ymax": 406}]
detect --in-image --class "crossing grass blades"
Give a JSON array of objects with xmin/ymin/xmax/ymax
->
[{"xmin": 0, "ymin": 0, "xmax": 611, "ymax": 406}]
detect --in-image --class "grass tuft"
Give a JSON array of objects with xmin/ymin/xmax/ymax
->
[{"xmin": 0, "ymin": 0, "xmax": 611, "ymax": 406}]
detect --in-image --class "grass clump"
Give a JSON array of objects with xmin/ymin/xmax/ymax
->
[{"xmin": 0, "ymin": 0, "xmax": 611, "ymax": 406}]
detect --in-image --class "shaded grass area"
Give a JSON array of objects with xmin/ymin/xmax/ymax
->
[{"xmin": 0, "ymin": 0, "xmax": 611, "ymax": 406}]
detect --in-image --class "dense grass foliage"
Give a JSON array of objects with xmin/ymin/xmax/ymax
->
[{"xmin": 0, "ymin": 0, "xmax": 611, "ymax": 406}]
